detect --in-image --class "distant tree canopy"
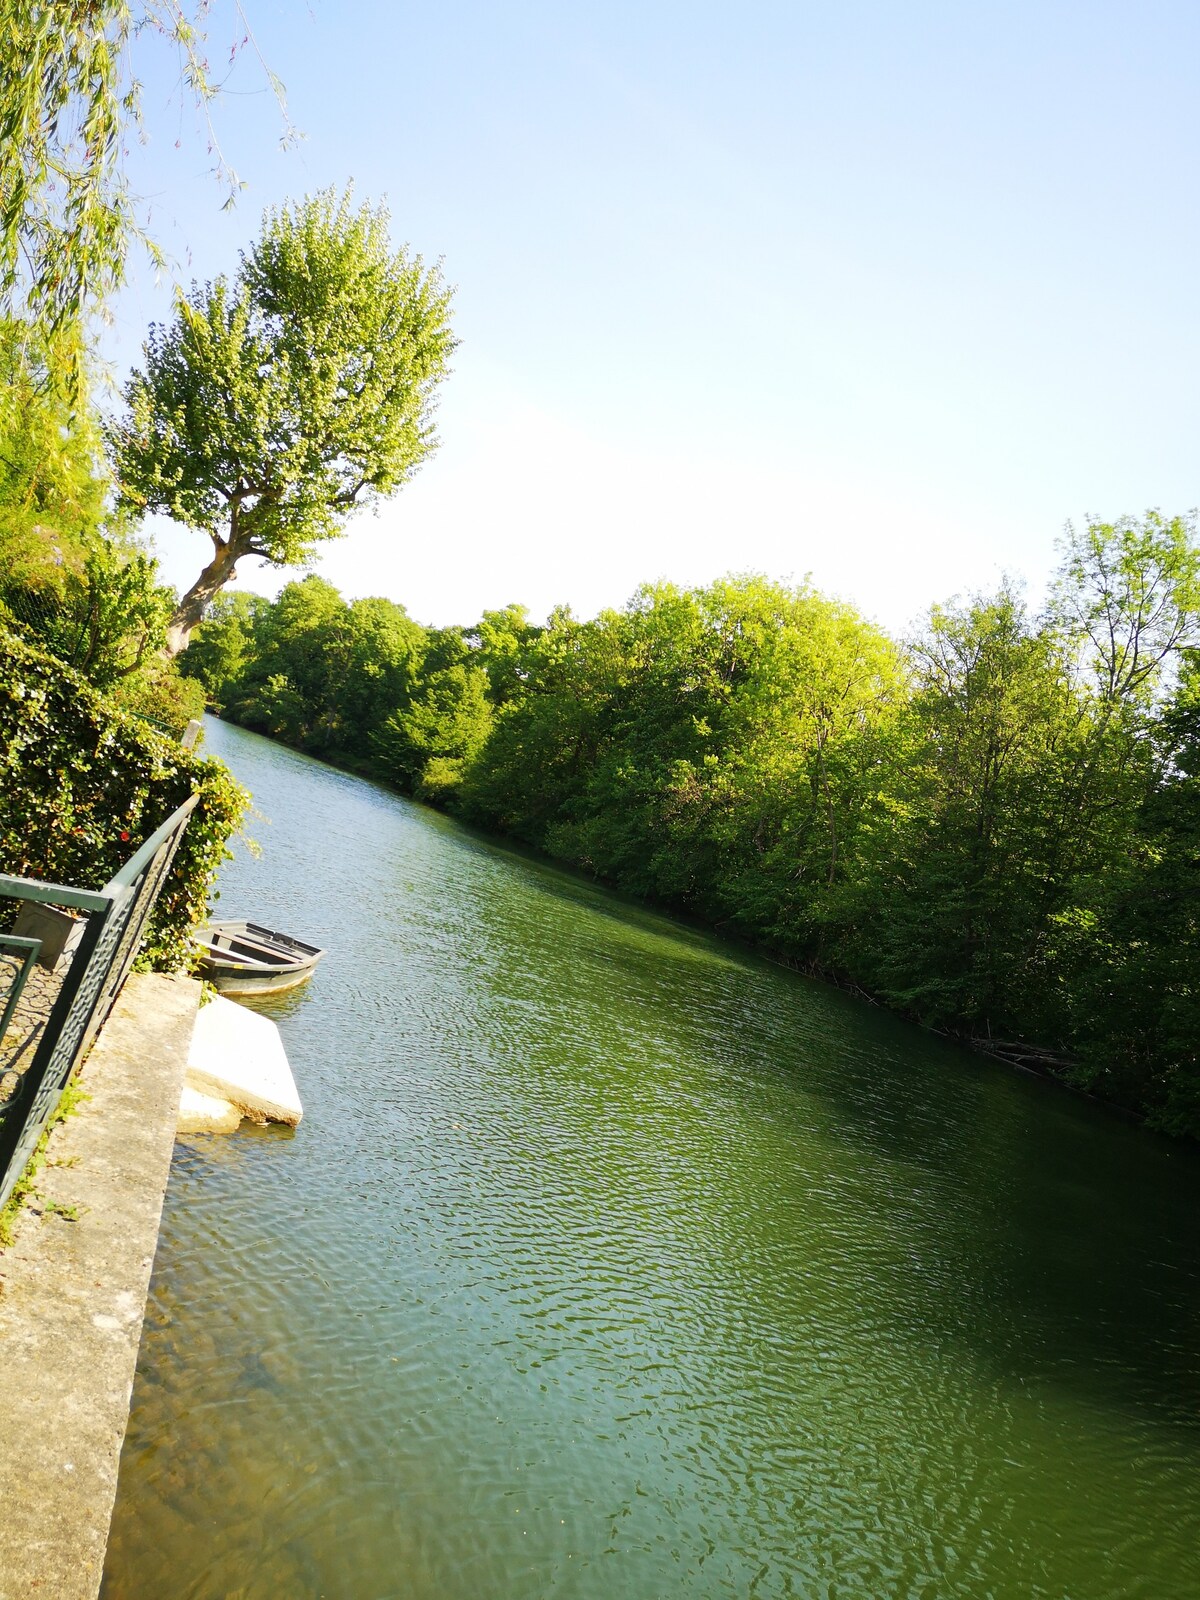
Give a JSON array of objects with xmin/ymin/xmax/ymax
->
[
  {"xmin": 109, "ymin": 187, "xmax": 457, "ymax": 654},
  {"xmin": 184, "ymin": 517, "xmax": 1200, "ymax": 1137}
]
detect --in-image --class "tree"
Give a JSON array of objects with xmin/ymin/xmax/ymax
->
[
  {"xmin": 109, "ymin": 187, "xmax": 457, "ymax": 654},
  {"xmin": 222, "ymin": 576, "xmax": 348, "ymax": 741},
  {"xmin": 1, "ymin": 1, "xmax": 140, "ymax": 376},
  {"xmin": 178, "ymin": 591, "xmax": 265, "ymax": 703},
  {"xmin": 467, "ymin": 605, "xmax": 541, "ymax": 706},
  {"xmin": 375, "ymin": 659, "xmax": 493, "ymax": 800},
  {"xmin": 0, "ymin": 318, "xmax": 108, "ymax": 585},
  {"xmin": 327, "ymin": 597, "xmax": 426, "ymax": 755},
  {"xmin": 0, "ymin": 2, "xmax": 286, "ymax": 387},
  {"xmin": 1053, "ymin": 676, "xmax": 1200, "ymax": 1131},
  {"xmin": 0, "ymin": 318, "xmax": 179, "ymax": 687},
  {"xmin": 1051, "ymin": 511, "xmax": 1200, "ymax": 710},
  {"xmin": 852, "ymin": 584, "xmax": 1094, "ymax": 1032}
]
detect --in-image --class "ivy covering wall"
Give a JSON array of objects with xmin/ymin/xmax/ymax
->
[{"xmin": 0, "ymin": 627, "xmax": 246, "ymax": 969}]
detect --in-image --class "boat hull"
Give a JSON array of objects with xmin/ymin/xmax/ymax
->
[
  {"xmin": 197, "ymin": 958, "xmax": 321, "ymax": 996},
  {"xmin": 195, "ymin": 920, "xmax": 325, "ymax": 997}
]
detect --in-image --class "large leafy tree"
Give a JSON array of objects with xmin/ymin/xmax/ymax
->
[{"xmin": 109, "ymin": 187, "xmax": 457, "ymax": 654}]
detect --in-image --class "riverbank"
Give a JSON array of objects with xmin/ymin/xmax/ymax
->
[
  {"xmin": 0, "ymin": 974, "xmax": 199, "ymax": 1600},
  {"xmin": 186, "ymin": 555, "xmax": 1200, "ymax": 1138},
  {"xmin": 204, "ymin": 713, "xmax": 1142, "ymax": 1136}
]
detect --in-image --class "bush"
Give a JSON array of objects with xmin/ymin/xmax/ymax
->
[
  {"xmin": 0, "ymin": 626, "xmax": 247, "ymax": 969},
  {"xmin": 113, "ymin": 656, "xmax": 208, "ymax": 736},
  {"xmin": 0, "ymin": 530, "xmax": 174, "ymax": 687}
]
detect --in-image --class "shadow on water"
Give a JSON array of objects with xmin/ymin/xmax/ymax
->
[
  {"xmin": 212, "ymin": 720, "xmax": 1200, "ymax": 1418},
  {"xmin": 451, "ymin": 797, "xmax": 1200, "ymax": 1428}
]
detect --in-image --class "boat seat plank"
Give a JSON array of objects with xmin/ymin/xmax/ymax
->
[{"xmin": 195, "ymin": 945, "xmax": 281, "ymax": 970}]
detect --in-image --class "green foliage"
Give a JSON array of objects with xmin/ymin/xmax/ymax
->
[
  {"xmin": 0, "ymin": 320, "xmax": 107, "ymax": 580},
  {"xmin": 189, "ymin": 523, "xmax": 1200, "ymax": 1136},
  {"xmin": 224, "ymin": 577, "xmax": 349, "ymax": 743},
  {"xmin": 5, "ymin": 530, "xmax": 175, "ymax": 687},
  {"xmin": 0, "ymin": 626, "xmax": 246, "ymax": 969},
  {"xmin": 848, "ymin": 585, "xmax": 1103, "ymax": 1031},
  {"xmin": 1052, "ymin": 511, "xmax": 1200, "ymax": 708},
  {"xmin": 0, "ymin": 2, "xmax": 290, "ymax": 388},
  {"xmin": 333, "ymin": 596, "xmax": 428, "ymax": 740},
  {"xmin": 0, "ymin": 2, "xmax": 135, "ymax": 370},
  {"xmin": 0, "ymin": 318, "xmax": 186, "ymax": 706},
  {"xmin": 178, "ymin": 591, "xmax": 263, "ymax": 701},
  {"xmin": 113, "ymin": 654, "xmax": 208, "ymax": 736},
  {"xmin": 458, "ymin": 577, "xmax": 904, "ymax": 933},
  {"xmin": 1052, "ymin": 677, "xmax": 1200, "ymax": 1128},
  {"xmin": 191, "ymin": 577, "xmax": 428, "ymax": 760},
  {"xmin": 376, "ymin": 658, "xmax": 493, "ymax": 797},
  {"xmin": 109, "ymin": 187, "xmax": 457, "ymax": 650},
  {"xmin": 467, "ymin": 605, "xmax": 541, "ymax": 705}
]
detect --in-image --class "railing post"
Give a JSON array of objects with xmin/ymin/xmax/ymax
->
[{"xmin": 0, "ymin": 795, "xmax": 199, "ymax": 1211}]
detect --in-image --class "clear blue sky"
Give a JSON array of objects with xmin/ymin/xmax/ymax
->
[{"xmin": 105, "ymin": 0, "xmax": 1200, "ymax": 632}]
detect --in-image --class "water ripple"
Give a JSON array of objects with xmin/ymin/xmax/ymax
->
[{"xmin": 103, "ymin": 721, "xmax": 1200, "ymax": 1600}]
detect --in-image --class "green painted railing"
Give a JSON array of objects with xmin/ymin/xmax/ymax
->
[
  {"xmin": 0, "ymin": 936, "xmax": 41, "ymax": 1056},
  {"xmin": 0, "ymin": 795, "xmax": 198, "ymax": 1211}
]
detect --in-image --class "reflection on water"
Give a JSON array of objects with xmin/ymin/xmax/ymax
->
[{"xmin": 103, "ymin": 718, "xmax": 1200, "ymax": 1599}]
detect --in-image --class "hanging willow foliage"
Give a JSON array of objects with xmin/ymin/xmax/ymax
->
[{"xmin": 0, "ymin": 1, "xmax": 289, "ymax": 388}]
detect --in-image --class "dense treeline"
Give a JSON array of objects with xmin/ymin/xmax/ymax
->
[{"xmin": 183, "ymin": 513, "xmax": 1200, "ymax": 1135}]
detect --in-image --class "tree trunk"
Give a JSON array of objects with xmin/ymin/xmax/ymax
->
[{"xmin": 165, "ymin": 539, "xmax": 243, "ymax": 657}]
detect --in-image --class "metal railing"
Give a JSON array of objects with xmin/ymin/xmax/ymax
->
[{"xmin": 0, "ymin": 795, "xmax": 198, "ymax": 1211}]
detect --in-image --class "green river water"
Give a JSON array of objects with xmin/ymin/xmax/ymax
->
[{"xmin": 102, "ymin": 717, "xmax": 1200, "ymax": 1599}]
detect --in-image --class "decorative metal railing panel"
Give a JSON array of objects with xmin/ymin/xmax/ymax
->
[
  {"xmin": 0, "ymin": 935, "xmax": 41, "ymax": 1049},
  {"xmin": 0, "ymin": 794, "xmax": 198, "ymax": 1211}
]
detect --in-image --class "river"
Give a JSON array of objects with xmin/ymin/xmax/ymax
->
[{"xmin": 101, "ymin": 717, "xmax": 1200, "ymax": 1599}]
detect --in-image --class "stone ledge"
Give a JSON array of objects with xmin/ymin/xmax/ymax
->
[
  {"xmin": 0, "ymin": 972, "xmax": 200, "ymax": 1600},
  {"xmin": 185, "ymin": 991, "xmax": 302, "ymax": 1126}
]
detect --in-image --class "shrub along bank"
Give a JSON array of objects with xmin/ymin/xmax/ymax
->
[{"xmin": 0, "ymin": 627, "xmax": 246, "ymax": 969}]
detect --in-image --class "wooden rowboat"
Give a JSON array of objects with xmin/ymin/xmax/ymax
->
[{"xmin": 195, "ymin": 919, "xmax": 325, "ymax": 996}]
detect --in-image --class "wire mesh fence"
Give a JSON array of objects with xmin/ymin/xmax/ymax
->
[{"xmin": 0, "ymin": 583, "xmax": 96, "ymax": 669}]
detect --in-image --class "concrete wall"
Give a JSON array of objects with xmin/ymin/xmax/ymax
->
[{"xmin": 0, "ymin": 974, "xmax": 200, "ymax": 1600}]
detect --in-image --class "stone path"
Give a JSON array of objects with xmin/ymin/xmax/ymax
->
[
  {"xmin": 0, "ymin": 948, "xmax": 71, "ymax": 1106},
  {"xmin": 0, "ymin": 972, "xmax": 201, "ymax": 1600}
]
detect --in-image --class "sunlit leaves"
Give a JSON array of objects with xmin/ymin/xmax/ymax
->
[
  {"xmin": 110, "ymin": 186, "xmax": 456, "ymax": 645},
  {"xmin": 0, "ymin": 2, "xmax": 281, "ymax": 389}
]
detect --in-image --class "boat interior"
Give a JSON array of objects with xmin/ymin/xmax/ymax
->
[{"xmin": 197, "ymin": 924, "xmax": 322, "ymax": 970}]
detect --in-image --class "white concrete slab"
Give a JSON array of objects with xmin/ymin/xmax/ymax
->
[
  {"xmin": 177, "ymin": 1084, "xmax": 242, "ymax": 1135},
  {"xmin": 185, "ymin": 994, "xmax": 303, "ymax": 1126}
]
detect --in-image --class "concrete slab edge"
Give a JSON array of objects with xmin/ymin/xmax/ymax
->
[{"xmin": 0, "ymin": 972, "xmax": 201, "ymax": 1600}]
